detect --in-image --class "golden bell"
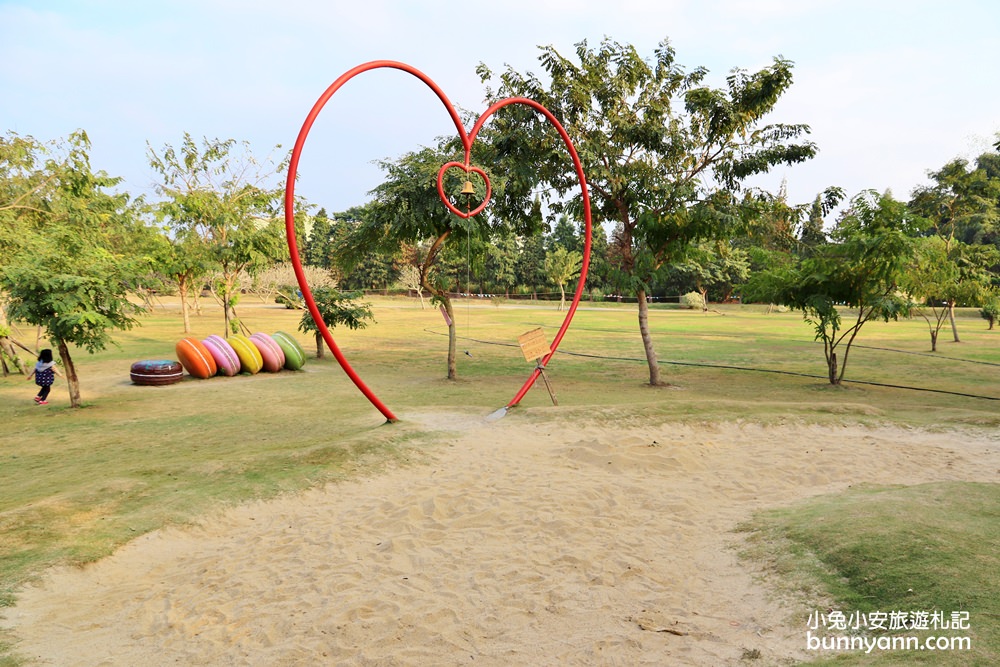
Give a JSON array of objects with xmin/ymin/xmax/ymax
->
[{"xmin": 460, "ymin": 180, "xmax": 476, "ymax": 195}]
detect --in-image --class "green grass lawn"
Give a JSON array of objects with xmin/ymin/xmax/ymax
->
[
  {"xmin": 740, "ymin": 483, "xmax": 1000, "ymax": 666},
  {"xmin": 1, "ymin": 296, "xmax": 999, "ymax": 664}
]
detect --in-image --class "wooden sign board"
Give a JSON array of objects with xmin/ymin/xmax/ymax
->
[{"xmin": 517, "ymin": 327, "xmax": 551, "ymax": 362}]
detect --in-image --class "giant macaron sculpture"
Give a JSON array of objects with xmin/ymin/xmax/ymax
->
[
  {"xmin": 272, "ymin": 331, "xmax": 306, "ymax": 371},
  {"xmin": 130, "ymin": 359, "xmax": 184, "ymax": 386},
  {"xmin": 175, "ymin": 337, "xmax": 218, "ymax": 379},
  {"xmin": 203, "ymin": 334, "xmax": 241, "ymax": 377},
  {"xmin": 250, "ymin": 332, "xmax": 285, "ymax": 373},
  {"xmin": 228, "ymin": 334, "xmax": 264, "ymax": 375}
]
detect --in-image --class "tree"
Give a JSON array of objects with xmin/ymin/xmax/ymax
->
[
  {"xmin": 395, "ymin": 241, "xmax": 431, "ymax": 308},
  {"xmin": 1, "ymin": 132, "xmax": 54, "ymax": 264},
  {"xmin": 1, "ymin": 132, "xmax": 52, "ymax": 371},
  {"xmin": 148, "ymin": 134, "xmax": 287, "ymax": 335},
  {"xmin": 544, "ymin": 246, "xmax": 583, "ymax": 310},
  {"xmin": 980, "ymin": 292, "xmax": 1000, "ymax": 330},
  {"xmin": 584, "ymin": 222, "xmax": 613, "ymax": 297},
  {"xmin": 515, "ymin": 222, "xmax": 548, "ymax": 297},
  {"xmin": 304, "ymin": 208, "xmax": 334, "ymax": 268},
  {"xmin": 746, "ymin": 191, "xmax": 914, "ymax": 385},
  {"xmin": 799, "ymin": 194, "xmax": 830, "ymax": 254},
  {"xmin": 902, "ymin": 237, "xmax": 999, "ymax": 351},
  {"xmin": 1, "ymin": 131, "xmax": 151, "ymax": 407},
  {"xmin": 480, "ymin": 37, "xmax": 816, "ymax": 385},
  {"xmin": 548, "ymin": 214, "xmax": 578, "ymax": 253},
  {"xmin": 909, "ymin": 156, "xmax": 1000, "ymax": 342},
  {"xmin": 341, "ymin": 142, "xmax": 534, "ymax": 379},
  {"xmin": 297, "ymin": 286, "xmax": 374, "ymax": 358},
  {"xmin": 483, "ymin": 231, "xmax": 518, "ymax": 296},
  {"xmin": 396, "ymin": 263, "xmax": 425, "ymax": 307},
  {"xmin": 673, "ymin": 241, "xmax": 750, "ymax": 307},
  {"xmin": 150, "ymin": 230, "xmax": 210, "ymax": 333}
]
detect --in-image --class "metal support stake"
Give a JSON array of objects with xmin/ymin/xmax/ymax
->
[{"xmin": 535, "ymin": 357, "xmax": 558, "ymax": 406}]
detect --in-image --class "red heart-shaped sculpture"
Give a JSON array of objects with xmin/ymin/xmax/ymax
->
[{"xmin": 284, "ymin": 61, "xmax": 592, "ymax": 422}]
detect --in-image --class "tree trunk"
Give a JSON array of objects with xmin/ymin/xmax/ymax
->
[
  {"xmin": 57, "ymin": 339, "xmax": 82, "ymax": 408},
  {"xmin": 315, "ymin": 332, "xmax": 325, "ymax": 359},
  {"xmin": 636, "ymin": 287, "xmax": 662, "ymax": 385},
  {"xmin": 178, "ymin": 279, "xmax": 191, "ymax": 334},
  {"xmin": 442, "ymin": 295, "xmax": 457, "ymax": 380},
  {"xmin": 222, "ymin": 284, "xmax": 232, "ymax": 335},
  {"xmin": 558, "ymin": 283, "xmax": 566, "ymax": 311},
  {"xmin": 930, "ymin": 330, "xmax": 938, "ymax": 352},
  {"xmin": 948, "ymin": 301, "xmax": 960, "ymax": 342},
  {"xmin": 827, "ymin": 351, "xmax": 840, "ymax": 385},
  {"xmin": 419, "ymin": 230, "xmax": 457, "ymax": 380},
  {"xmin": 0, "ymin": 337, "xmax": 28, "ymax": 375}
]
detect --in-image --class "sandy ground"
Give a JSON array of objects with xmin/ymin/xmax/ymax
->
[{"xmin": 3, "ymin": 411, "xmax": 999, "ymax": 666}]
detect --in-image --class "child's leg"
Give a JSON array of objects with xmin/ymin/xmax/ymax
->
[{"xmin": 38, "ymin": 385, "xmax": 51, "ymax": 401}]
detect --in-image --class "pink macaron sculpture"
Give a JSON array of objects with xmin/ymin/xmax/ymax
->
[
  {"xmin": 202, "ymin": 335, "xmax": 241, "ymax": 377},
  {"xmin": 250, "ymin": 332, "xmax": 285, "ymax": 373}
]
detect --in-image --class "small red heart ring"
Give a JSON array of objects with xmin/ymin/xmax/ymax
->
[{"xmin": 436, "ymin": 162, "xmax": 491, "ymax": 218}]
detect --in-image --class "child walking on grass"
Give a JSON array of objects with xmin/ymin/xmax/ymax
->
[{"xmin": 26, "ymin": 349, "xmax": 63, "ymax": 405}]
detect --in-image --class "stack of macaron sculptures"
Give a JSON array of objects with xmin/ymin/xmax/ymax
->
[{"xmin": 175, "ymin": 331, "xmax": 307, "ymax": 379}]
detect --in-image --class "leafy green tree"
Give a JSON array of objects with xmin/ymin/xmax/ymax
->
[
  {"xmin": 149, "ymin": 230, "xmax": 211, "ymax": 333},
  {"xmin": 980, "ymin": 292, "xmax": 1000, "ymax": 330},
  {"xmin": 908, "ymin": 155, "xmax": 1000, "ymax": 343},
  {"xmin": 544, "ymin": 246, "xmax": 583, "ymax": 311},
  {"xmin": 328, "ymin": 208, "xmax": 402, "ymax": 292},
  {"xmin": 480, "ymin": 37, "xmax": 816, "ymax": 385},
  {"xmin": 342, "ymin": 143, "xmax": 534, "ymax": 379},
  {"xmin": 484, "ymin": 231, "xmax": 519, "ymax": 296},
  {"xmin": 799, "ymin": 194, "xmax": 829, "ymax": 254},
  {"xmin": 515, "ymin": 226, "xmax": 548, "ymax": 298},
  {"xmin": 747, "ymin": 191, "xmax": 915, "ymax": 385},
  {"xmin": 673, "ymin": 241, "xmax": 751, "ymax": 307},
  {"xmin": 297, "ymin": 286, "xmax": 374, "ymax": 358},
  {"xmin": 1, "ymin": 132, "xmax": 53, "ymax": 266},
  {"xmin": 584, "ymin": 222, "xmax": 613, "ymax": 296},
  {"xmin": 548, "ymin": 214, "xmax": 578, "ymax": 253},
  {"xmin": 147, "ymin": 134, "xmax": 287, "ymax": 335},
  {"xmin": 2, "ymin": 131, "xmax": 152, "ymax": 407},
  {"xmin": 304, "ymin": 208, "xmax": 333, "ymax": 268},
  {"xmin": 911, "ymin": 157, "xmax": 1000, "ymax": 247},
  {"xmin": 340, "ymin": 246, "xmax": 399, "ymax": 293},
  {"xmin": 902, "ymin": 237, "xmax": 999, "ymax": 351},
  {"xmin": 1, "ymin": 132, "xmax": 51, "ymax": 364}
]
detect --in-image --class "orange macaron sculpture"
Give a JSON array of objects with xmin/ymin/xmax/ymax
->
[{"xmin": 175, "ymin": 337, "xmax": 218, "ymax": 379}]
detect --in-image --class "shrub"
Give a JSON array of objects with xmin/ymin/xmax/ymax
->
[
  {"xmin": 980, "ymin": 299, "xmax": 1000, "ymax": 330},
  {"xmin": 682, "ymin": 291, "xmax": 705, "ymax": 310}
]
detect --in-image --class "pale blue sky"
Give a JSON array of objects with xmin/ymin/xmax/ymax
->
[{"xmin": 2, "ymin": 0, "xmax": 998, "ymax": 219}]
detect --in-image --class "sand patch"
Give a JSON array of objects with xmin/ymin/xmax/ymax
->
[{"xmin": 3, "ymin": 413, "xmax": 998, "ymax": 666}]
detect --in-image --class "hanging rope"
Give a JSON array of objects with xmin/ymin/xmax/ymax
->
[
  {"xmin": 466, "ymin": 215, "xmax": 472, "ymax": 332},
  {"xmin": 465, "ymin": 191, "xmax": 473, "ymax": 355}
]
